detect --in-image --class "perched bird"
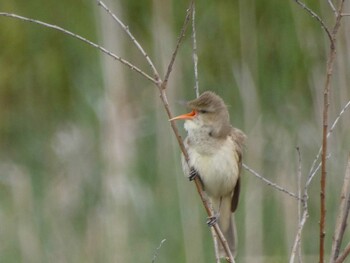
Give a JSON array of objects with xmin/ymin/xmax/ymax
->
[{"xmin": 170, "ymin": 91, "xmax": 246, "ymax": 258}]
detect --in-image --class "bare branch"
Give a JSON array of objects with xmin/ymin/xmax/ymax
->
[
  {"xmin": 290, "ymin": 204, "xmax": 308, "ymax": 263},
  {"xmin": 191, "ymin": 3, "xmax": 200, "ymax": 98},
  {"xmin": 151, "ymin": 239, "xmax": 167, "ymax": 263},
  {"xmin": 296, "ymin": 147, "xmax": 303, "ymax": 263},
  {"xmin": 293, "ymin": 0, "xmax": 332, "ymax": 42},
  {"xmin": 307, "ymin": 100, "xmax": 350, "ymax": 182},
  {"xmin": 243, "ymin": 163, "xmax": 301, "ymax": 201},
  {"xmin": 319, "ymin": 0, "xmax": 346, "ymax": 260},
  {"xmin": 335, "ymin": 241, "xmax": 350, "ymax": 263},
  {"xmin": 330, "ymin": 155, "xmax": 350, "ymax": 263},
  {"xmin": 162, "ymin": 0, "xmax": 194, "ymax": 90},
  {"xmin": 289, "ymin": 148, "xmax": 305, "ymax": 263},
  {"xmin": 0, "ymin": 12, "xmax": 157, "ymax": 84},
  {"xmin": 97, "ymin": 0, "xmax": 160, "ymax": 81},
  {"xmin": 306, "ymin": 157, "xmax": 324, "ymax": 188},
  {"xmin": 327, "ymin": 0, "xmax": 338, "ymax": 15},
  {"xmin": 210, "ymin": 228, "xmax": 221, "ymax": 263}
]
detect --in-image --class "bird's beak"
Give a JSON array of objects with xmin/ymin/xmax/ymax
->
[{"xmin": 169, "ymin": 110, "xmax": 196, "ymax": 121}]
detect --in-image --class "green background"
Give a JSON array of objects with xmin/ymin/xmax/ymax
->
[{"xmin": 1, "ymin": 0, "xmax": 349, "ymax": 262}]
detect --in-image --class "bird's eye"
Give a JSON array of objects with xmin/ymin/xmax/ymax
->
[{"xmin": 199, "ymin": 110, "xmax": 208, "ymax": 114}]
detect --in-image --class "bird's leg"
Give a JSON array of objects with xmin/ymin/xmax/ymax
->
[{"xmin": 207, "ymin": 197, "xmax": 222, "ymax": 226}]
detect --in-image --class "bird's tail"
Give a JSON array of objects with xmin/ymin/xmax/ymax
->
[{"xmin": 218, "ymin": 214, "xmax": 237, "ymax": 259}]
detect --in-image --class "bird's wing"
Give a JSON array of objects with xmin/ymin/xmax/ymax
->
[
  {"xmin": 230, "ymin": 127, "xmax": 246, "ymax": 212},
  {"xmin": 231, "ymin": 176, "xmax": 240, "ymax": 212}
]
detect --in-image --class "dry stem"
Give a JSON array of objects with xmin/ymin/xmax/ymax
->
[
  {"xmin": 330, "ymin": 155, "xmax": 350, "ymax": 263},
  {"xmin": 293, "ymin": 0, "xmax": 332, "ymax": 42},
  {"xmin": 308, "ymin": 99, "xmax": 350, "ymax": 182},
  {"xmin": 191, "ymin": 3, "xmax": 199, "ymax": 98},
  {"xmin": 243, "ymin": 163, "xmax": 300, "ymax": 200},
  {"xmin": 320, "ymin": 1, "xmax": 346, "ymax": 260},
  {"xmin": 151, "ymin": 239, "xmax": 167, "ymax": 263},
  {"xmin": 335, "ymin": 241, "xmax": 350, "ymax": 263},
  {"xmin": 97, "ymin": 0, "xmax": 160, "ymax": 80},
  {"xmin": 0, "ymin": 12, "xmax": 157, "ymax": 84},
  {"xmin": 161, "ymin": 1, "xmax": 194, "ymax": 90}
]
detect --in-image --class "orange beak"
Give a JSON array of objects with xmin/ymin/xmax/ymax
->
[{"xmin": 169, "ymin": 110, "xmax": 196, "ymax": 121}]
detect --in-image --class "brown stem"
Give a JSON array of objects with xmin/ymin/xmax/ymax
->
[
  {"xmin": 320, "ymin": 1, "xmax": 346, "ymax": 261},
  {"xmin": 161, "ymin": 0, "xmax": 194, "ymax": 90}
]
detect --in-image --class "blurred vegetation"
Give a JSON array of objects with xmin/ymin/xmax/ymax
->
[{"xmin": 0, "ymin": 0, "xmax": 349, "ymax": 262}]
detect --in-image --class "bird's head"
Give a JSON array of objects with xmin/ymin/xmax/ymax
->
[{"xmin": 170, "ymin": 91, "xmax": 231, "ymax": 138}]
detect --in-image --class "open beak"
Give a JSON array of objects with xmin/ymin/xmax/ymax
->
[{"xmin": 169, "ymin": 110, "xmax": 196, "ymax": 121}]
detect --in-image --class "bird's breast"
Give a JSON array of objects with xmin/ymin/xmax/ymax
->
[{"xmin": 185, "ymin": 137, "xmax": 239, "ymax": 198}]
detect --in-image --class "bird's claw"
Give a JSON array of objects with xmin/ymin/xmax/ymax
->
[
  {"xmin": 189, "ymin": 167, "xmax": 199, "ymax": 181},
  {"xmin": 206, "ymin": 214, "xmax": 219, "ymax": 227}
]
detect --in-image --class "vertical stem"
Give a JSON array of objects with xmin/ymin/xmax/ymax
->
[
  {"xmin": 320, "ymin": 0, "xmax": 345, "ymax": 258},
  {"xmin": 320, "ymin": 39, "xmax": 336, "ymax": 263}
]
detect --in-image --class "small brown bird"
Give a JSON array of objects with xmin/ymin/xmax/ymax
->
[{"xmin": 170, "ymin": 91, "xmax": 245, "ymax": 258}]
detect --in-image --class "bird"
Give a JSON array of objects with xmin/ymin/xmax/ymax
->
[{"xmin": 170, "ymin": 91, "xmax": 246, "ymax": 259}]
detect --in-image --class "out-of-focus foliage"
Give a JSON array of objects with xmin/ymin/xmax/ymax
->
[{"xmin": 0, "ymin": 0, "xmax": 349, "ymax": 262}]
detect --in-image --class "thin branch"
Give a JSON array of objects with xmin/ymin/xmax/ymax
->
[
  {"xmin": 306, "ymin": 156, "xmax": 324, "ymax": 188},
  {"xmin": 290, "ymin": 201, "xmax": 308, "ymax": 263},
  {"xmin": 191, "ymin": 2, "xmax": 199, "ymax": 98},
  {"xmin": 0, "ymin": 12, "xmax": 157, "ymax": 84},
  {"xmin": 243, "ymin": 163, "xmax": 301, "ymax": 201},
  {"xmin": 330, "ymin": 155, "xmax": 350, "ymax": 263},
  {"xmin": 96, "ymin": 0, "xmax": 160, "ymax": 81},
  {"xmin": 335, "ymin": 241, "xmax": 350, "ymax": 263},
  {"xmin": 151, "ymin": 239, "xmax": 167, "ymax": 263},
  {"xmin": 293, "ymin": 0, "xmax": 332, "ymax": 43},
  {"xmin": 320, "ymin": 1, "xmax": 346, "ymax": 260},
  {"xmin": 327, "ymin": 0, "xmax": 338, "ymax": 15},
  {"xmin": 341, "ymin": 13, "xmax": 350, "ymax": 16},
  {"xmin": 307, "ymin": 100, "xmax": 350, "ymax": 183},
  {"xmin": 161, "ymin": 0, "xmax": 194, "ymax": 90},
  {"xmin": 210, "ymin": 228, "xmax": 221, "ymax": 263},
  {"xmin": 296, "ymin": 147, "xmax": 303, "ymax": 263}
]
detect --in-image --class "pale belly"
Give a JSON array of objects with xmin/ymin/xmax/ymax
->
[{"xmin": 184, "ymin": 138, "xmax": 239, "ymax": 198}]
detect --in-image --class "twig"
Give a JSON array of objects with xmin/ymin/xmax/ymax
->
[
  {"xmin": 151, "ymin": 239, "xmax": 167, "ymax": 263},
  {"xmin": 307, "ymin": 100, "xmax": 350, "ymax": 181},
  {"xmin": 335, "ymin": 241, "xmax": 350, "ymax": 263},
  {"xmin": 289, "ymin": 148, "xmax": 304, "ymax": 263},
  {"xmin": 330, "ymin": 155, "xmax": 350, "ymax": 263},
  {"xmin": 341, "ymin": 13, "xmax": 350, "ymax": 17},
  {"xmin": 210, "ymin": 227, "xmax": 221, "ymax": 263},
  {"xmin": 327, "ymin": 0, "xmax": 338, "ymax": 15},
  {"xmin": 289, "ymin": 199, "xmax": 308, "ymax": 263},
  {"xmin": 0, "ymin": 12, "xmax": 157, "ymax": 84},
  {"xmin": 296, "ymin": 147, "xmax": 303, "ymax": 263},
  {"xmin": 96, "ymin": 0, "xmax": 160, "ymax": 81},
  {"xmin": 293, "ymin": 0, "xmax": 332, "ymax": 43},
  {"xmin": 306, "ymin": 156, "xmax": 325, "ymax": 188},
  {"xmin": 320, "ymin": 2, "xmax": 346, "ymax": 260},
  {"xmin": 242, "ymin": 163, "xmax": 301, "ymax": 201},
  {"xmin": 161, "ymin": 0, "xmax": 194, "ymax": 90},
  {"xmin": 191, "ymin": 2, "xmax": 199, "ymax": 98}
]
